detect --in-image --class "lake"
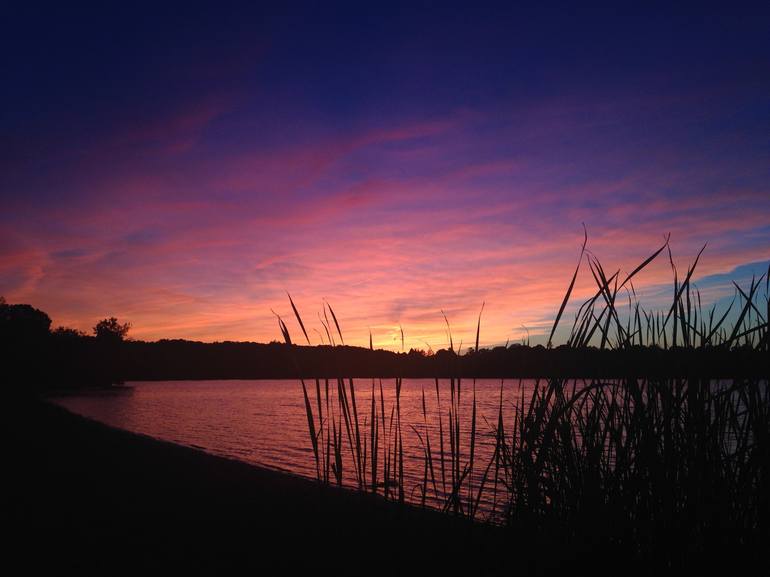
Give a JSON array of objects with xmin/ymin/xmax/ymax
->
[{"xmin": 52, "ymin": 378, "xmax": 542, "ymax": 520}]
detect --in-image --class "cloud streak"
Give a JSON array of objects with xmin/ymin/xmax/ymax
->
[{"xmin": 2, "ymin": 6, "xmax": 769, "ymax": 348}]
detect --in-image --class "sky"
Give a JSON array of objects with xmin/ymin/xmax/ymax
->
[{"xmin": 1, "ymin": 2, "xmax": 769, "ymax": 349}]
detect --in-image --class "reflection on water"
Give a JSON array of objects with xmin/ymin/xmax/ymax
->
[{"xmin": 52, "ymin": 379, "xmax": 538, "ymax": 519}]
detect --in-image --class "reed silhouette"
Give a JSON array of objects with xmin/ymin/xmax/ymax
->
[{"xmin": 275, "ymin": 236, "xmax": 768, "ymax": 573}]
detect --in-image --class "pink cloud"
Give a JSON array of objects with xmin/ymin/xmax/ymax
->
[{"xmin": 3, "ymin": 92, "xmax": 768, "ymax": 347}]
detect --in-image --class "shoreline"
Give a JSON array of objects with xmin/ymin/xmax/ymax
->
[
  {"xmin": 6, "ymin": 396, "xmax": 516, "ymax": 575},
  {"xmin": 7, "ymin": 395, "xmax": 760, "ymax": 575}
]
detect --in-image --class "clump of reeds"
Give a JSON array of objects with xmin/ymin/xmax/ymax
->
[
  {"xmin": 484, "ymin": 236, "xmax": 770, "ymax": 566},
  {"xmin": 491, "ymin": 373, "xmax": 769, "ymax": 564},
  {"xmin": 276, "ymin": 298, "xmax": 404, "ymax": 497},
  {"xmin": 278, "ymin": 235, "xmax": 769, "ymax": 568}
]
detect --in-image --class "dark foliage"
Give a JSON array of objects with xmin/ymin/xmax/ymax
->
[
  {"xmin": 93, "ymin": 317, "xmax": 131, "ymax": 341},
  {"xmin": 2, "ymin": 332, "xmax": 767, "ymax": 392}
]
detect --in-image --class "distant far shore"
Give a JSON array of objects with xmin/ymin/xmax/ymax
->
[
  {"xmin": 4, "ymin": 299, "xmax": 767, "ymax": 392},
  {"xmin": 18, "ymin": 338, "xmax": 770, "ymax": 393},
  {"xmin": 123, "ymin": 339, "xmax": 770, "ymax": 380}
]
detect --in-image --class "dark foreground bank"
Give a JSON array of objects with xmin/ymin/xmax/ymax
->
[
  {"xmin": 5, "ymin": 398, "xmax": 762, "ymax": 576},
  {"xmin": 6, "ymin": 398, "xmax": 510, "ymax": 575}
]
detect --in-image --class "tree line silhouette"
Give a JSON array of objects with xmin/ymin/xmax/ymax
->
[{"xmin": 1, "ymin": 298, "xmax": 765, "ymax": 393}]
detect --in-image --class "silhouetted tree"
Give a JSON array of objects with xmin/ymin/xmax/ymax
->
[
  {"xmin": 0, "ymin": 301, "xmax": 52, "ymax": 343},
  {"xmin": 52, "ymin": 326, "xmax": 87, "ymax": 339},
  {"xmin": 94, "ymin": 317, "xmax": 131, "ymax": 341},
  {"xmin": 1, "ymin": 299, "xmax": 53, "ymax": 390}
]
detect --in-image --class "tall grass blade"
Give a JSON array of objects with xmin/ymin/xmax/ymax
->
[{"xmin": 548, "ymin": 225, "xmax": 588, "ymax": 348}]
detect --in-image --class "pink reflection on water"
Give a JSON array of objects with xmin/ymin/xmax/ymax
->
[{"xmin": 53, "ymin": 378, "xmax": 541, "ymax": 519}]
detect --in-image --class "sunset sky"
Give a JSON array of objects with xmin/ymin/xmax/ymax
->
[{"xmin": 2, "ymin": 3, "xmax": 769, "ymax": 349}]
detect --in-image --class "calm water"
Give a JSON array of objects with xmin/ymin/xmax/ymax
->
[{"xmin": 52, "ymin": 379, "xmax": 539, "ymax": 519}]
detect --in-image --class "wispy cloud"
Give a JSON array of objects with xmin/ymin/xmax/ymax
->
[{"xmin": 2, "ymin": 83, "xmax": 768, "ymax": 347}]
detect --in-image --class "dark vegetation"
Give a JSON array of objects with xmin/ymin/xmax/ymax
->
[
  {"xmin": 1, "ymin": 322, "xmax": 766, "ymax": 391},
  {"xmin": 272, "ymin": 237, "xmax": 769, "ymax": 573}
]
